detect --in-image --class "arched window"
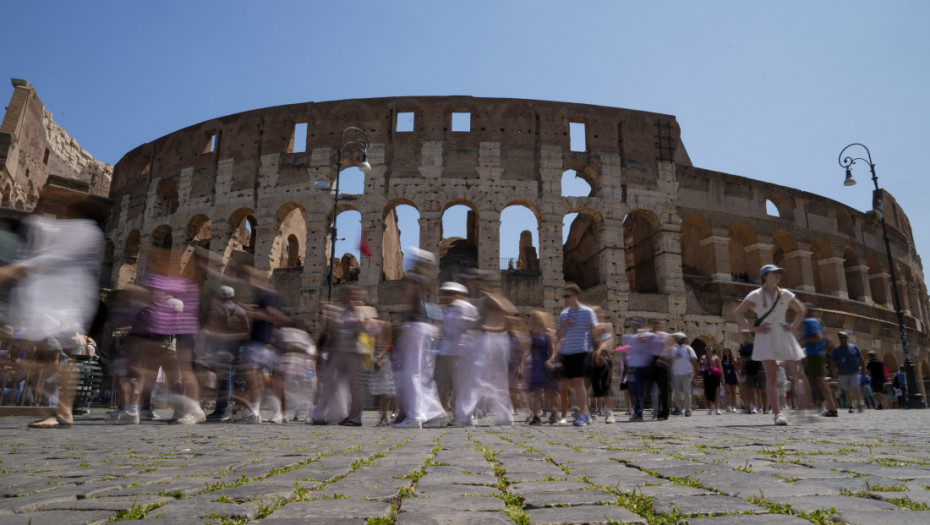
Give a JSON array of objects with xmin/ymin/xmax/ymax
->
[
  {"xmin": 564, "ymin": 211, "xmax": 603, "ymax": 290},
  {"xmin": 500, "ymin": 205, "xmax": 539, "ymax": 272},
  {"xmin": 383, "ymin": 204, "xmax": 420, "ymax": 281},
  {"xmin": 624, "ymin": 210, "xmax": 661, "ymax": 293}
]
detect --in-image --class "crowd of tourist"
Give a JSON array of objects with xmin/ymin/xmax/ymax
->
[{"xmin": 0, "ymin": 199, "xmax": 916, "ymax": 429}]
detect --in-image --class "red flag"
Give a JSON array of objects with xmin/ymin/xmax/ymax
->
[{"xmin": 359, "ymin": 226, "xmax": 372, "ymax": 257}]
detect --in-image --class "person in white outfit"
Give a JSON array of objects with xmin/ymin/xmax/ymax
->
[
  {"xmin": 436, "ymin": 282, "xmax": 478, "ymax": 424},
  {"xmin": 669, "ymin": 332, "xmax": 698, "ymax": 416},
  {"xmin": 733, "ymin": 264, "xmax": 806, "ymax": 426}
]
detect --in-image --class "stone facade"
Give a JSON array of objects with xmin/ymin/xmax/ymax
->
[
  {"xmin": 102, "ymin": 96, "xmax": 930, "ymax": 393},
  {"xmin": 0, "ymin": 79, "xmax": 112, "ymax": 210}
]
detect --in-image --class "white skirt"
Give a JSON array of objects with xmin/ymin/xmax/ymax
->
[
  {"xmin": 752, "ymin": 327, "xmax": 805, "ymax": 362},
  {"xmin": 396, "ymin": 322, "xmax": 445, "ymax": 423}
]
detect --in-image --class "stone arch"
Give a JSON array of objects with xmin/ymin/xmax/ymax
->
[
  {"xmin": 500, "ymin": 203, "xmax": 540, "ymax": 272},
  {"xmin": 771, "ymin": 231, "xmax": 800, "ymax": 289},
  {"xmin": 226, "ymin": 208, "xmax": 258, "ymax": 270},
  {"xmin": 563, "ymin": 160, "xmax": 601, "ymax": 197},
  {"xmin": 153, "ymin": 178, "xmax": 179, "ymax": 217},
  {"xmin": 270, "ymin": 203, "xmax": 307, "ymax": 271},
  {"xmin": 561, "ymin": 169, "xmax": 592, "ymax": 197},
  {"xmin": 690, "ymin": 335, "xmax": 722, "ymax": 360},
  {"xmin": 563, "ymin": 207, "xmax": 604, "ymax": 290},
  {"xmin": 680, "ymin": 214, "xmax": 713, "ymax": 277},
  {"xmin": 383, "ymin": 201, "xmax": 420, "ymax": 281},
  {"xmin": 919, "ymin": 360, "xmax": 930, "ymax": 401},
  {"xmin": 13, "ymin": 198, "xmax": 24, "ymax": 211},
  {"xmin": 328, "ymin": 206, "xmax": 362, "ymax": 284},
  {"xmin": 441, "ymin": 201, "xmax": 478, "ymax": 278},
  {"xmin": 867, "ymin": 252, "xmax": 888, "ymax": 306},
  {"xmin": 151, "ymin": 224, "xmax": 173, "ymax": 250},
  {"xmin": 843, "ymin": 247, "xmax": 866, "ymax": 302},
  {"xmin": 117, "ymin": 229, "xmax": 141, "ymax": 287},
  {"xmin": 179, "ymin": 214, "xmax": 212, "ymax": 276},
  {"xmin": 764, "ymin": 193, "xmax": 794, "ymax": 220},
  {"xmin": 728, "ymin": 222, "xmax": 757, "ymax": 283},
  {"xmin": 0, "ymin": 181, "xmax": 10, "ymax": 207},
  {"xmin": 837, "ymin": 210, "xmax": 856, "ymax": 237},
  {"xmin": 884, "ymin": 353, "xmax": 899, "ymax": 376},
  {"xmin": 624, "ymin": 209, "xmax": 662, "ymax": 293}
]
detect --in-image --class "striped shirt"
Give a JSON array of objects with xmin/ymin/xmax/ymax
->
[{"xmin": 143, "ymin": 273, "xmax": 200, "ymax": 335}]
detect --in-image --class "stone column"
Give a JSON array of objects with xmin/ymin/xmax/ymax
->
[
  {"xmin": 656, "ymin": 222, "xmax": 686, "ymax": 315},
  {"xmin": 478, "ymin": 210, "xmax": 501, "ymax": 273},
  {"xmin": 817, "ymin": 256, "xmax": 849, "ymax": 299},
  {"xmin": 539, "ymin": 211, "xmax": 565, "ymax": 313},
  {"xmin": 782, "ymin": 250, "xmax": 814, "ymax": 292},
  {"xmin": 699, "ymin": 235, "xmax": 731, "ymax": 281},
  {"xmin": 601, "ymin": 215, "xmax": 629, "ymax": 332},
  {"xmin": 251, "ymin": 222, "xmax": 277, "ymax": 278},
  {"xmin": 846, "ymin": 264, "xmax": 872, "ymax": 303},
  {"xmin": 418, "ymin": 210, "xmax": 442, "ymax": 258},
  {"xmin": 744, "ymin": 242, "xmax": 774, "ymax": 280},
  {"xmin": 870, "ymin": 272, "xmax": 893, "ymax": 308}
]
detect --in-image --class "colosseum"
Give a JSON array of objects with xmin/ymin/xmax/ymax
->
[{"xmin": 82, "ymin": 94, "xmax": 929, "ymax": 397}]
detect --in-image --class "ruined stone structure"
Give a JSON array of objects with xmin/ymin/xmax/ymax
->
[
  {"xmin": 0, "ymin": 79, "xmax": 112, "ymax": 211},
  {"xmin": 102, "ymin": 95, "xmax": 930, "ymax": 394}
]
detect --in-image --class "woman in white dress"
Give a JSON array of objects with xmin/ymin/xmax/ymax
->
[{"xmin": 733, "ymin": 264, "xmax": 806, "ymax": 426}]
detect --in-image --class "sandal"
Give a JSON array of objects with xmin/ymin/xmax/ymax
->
[{"xmin": 28, "ymin": 414, "xmax": 73, "ymax": 429}]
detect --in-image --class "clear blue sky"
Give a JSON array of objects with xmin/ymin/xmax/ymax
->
[{"xmin": 3, "ymin": 1, "xmax": 928, "ymax": 274}]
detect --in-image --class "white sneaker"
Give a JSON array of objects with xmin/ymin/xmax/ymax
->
[
  {"xmin": 774, "ymin": 413, "xmax": 789, "ymax": 426},
  {"xmin": 267, "ymin": 413, "xmax": 284, "ymax": 424},
  {"xmin": 556, "ymin": 418, "xmax": 568, "ymax": 425},
  {"xmin": 394, "ymin": 418, "xmax": 423, "ymax": 429},
  {"xmin": 605, "ymin": 411, "xmax": 615, "ymax": 424},
  {"xmin": 139, "ymin": 409, "xmax": 160, "ymax": 421},
  {"xmin": 715, "ymin": 408, "xmax": 721, "ymax": 415},
  {"xmin": 113, "ymin": 410, "xmax": 139, "ymax": 425},
  {"xmin": 171, "ymin": 412, "xmax": 201, "ymax": 425},
  {"xmin": 751, "ymin": 407, "xmax": 759, "ymax": 414}
]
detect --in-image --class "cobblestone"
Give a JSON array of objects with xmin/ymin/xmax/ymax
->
[{"xmin": 1, "ymin": 408, "xmax": 929, "ymax": 523}]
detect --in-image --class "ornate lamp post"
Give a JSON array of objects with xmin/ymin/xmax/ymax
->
[
  {"xmin": 839, "ymin": 142, "xmax": 925, "ymax": 408},
  {"xmin": 321, "ymin": 127, "xmax": 371, "ymax": 301}
]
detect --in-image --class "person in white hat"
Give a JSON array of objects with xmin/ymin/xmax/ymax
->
[
  {"xmin": 733, "ymin": 264, "xmax": 806, "ymax": 426},
  {"xmin": 669, "ymin": 332, "xmax": 698, "ymax": 416},
  {"xmin": 435, "ymin": 282, "xmax": 478, "ymax": 421}
]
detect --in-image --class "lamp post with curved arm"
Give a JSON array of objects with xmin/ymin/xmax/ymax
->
[
  {"xmin": 323, "ymin": 127, "xmax": 371, "ymax": 301},
  {"xmin": 839, "ymin": 142, "xmax": 924, "ymax": 408}
]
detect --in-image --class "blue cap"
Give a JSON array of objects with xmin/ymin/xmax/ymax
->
[{"xmin": 759, "ymin": 264, "xmax": 785, "ymax": 279}]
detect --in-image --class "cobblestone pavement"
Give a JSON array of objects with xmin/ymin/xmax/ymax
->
[{"xmin": 2, "ymin": 408, "xmax": 930, "ymax": 524}]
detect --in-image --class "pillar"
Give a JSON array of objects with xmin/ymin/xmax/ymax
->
[
  {"xmin": 699, "ymin": 235, "xmax": 731, "ymax": 281},
  {"xmin": 818, "ymin": 256, "xmax": 849, "ymax": 299},
  {"xmin": 782, "ymin": 250, "xmax": 813, "ymax": 292},
  {"xmin": 744, "ymin": 242, "xmax": 774, "ymax": 281},
  {"xmin": 477, "ymin": 210, "xmax": 501, "ymax": 272},
  {"xmin": 846, "ymin": 264, "xmax": 872, "ymax": 303}
]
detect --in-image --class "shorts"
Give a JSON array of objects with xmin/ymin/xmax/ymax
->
[
  {"xmin": 803, "ymin": 354, "xmax": 827, "ymax": 378},
  {"xmin": 838, "ymin": 374, "xmax": 859, "ymax": 392},
  {"xmin": 559, "ymin": 352, "xmax": 588, "ymax": 379},
  {"xmin": 240, "ymin": 340, "xmax": 279, "ymax": 370},
  {"xmin": 743, "ymin": 372, "xmax": 765, "ymax": 390}
]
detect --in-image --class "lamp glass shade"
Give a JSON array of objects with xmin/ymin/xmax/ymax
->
[
  {"xmin": 359, "ymin": 160, "xmax": 372, "ymax": 173},
  {"xmin": 844, "ymin": 168, "xmax": 857, "ymax": 187}
]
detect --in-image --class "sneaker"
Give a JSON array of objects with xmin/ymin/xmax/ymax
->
[
  {"xmin": 822, "ymin": 410, "xmax": 839, "ymax": 418},
  {"xmin": 556, "ymin": 418, "xmax": 568, "ymax": 425},
  {"xmin": 394, "ymin": 418, "xmax": 423, "ymax": 429},
  {"xmin": 715, "ymin": 408, "xmax": 721, "ymax": 415},
  {"xmin": 684, "ymin": 410, "xmax": 692, "ymax": 417},
  {"xmin": 170, "ymin": 412, "xmax": 202, "ymax": 425},
  {"xmin": 205, "ymin": 412, "xmax": 230, "ymax": 422},
  {"xmin": 242, "ymin": 413, "xmax": 262, "ymax": 424},
  {"xmin": 113, "ymin": 410, "xmax": 139, "ymax": 425},
  {"xmin": 548, "ymin": 413, "xmax": 559, "ymax": 425},
  {"xmin": 848, "ymin": 407, "xmax": 855, "ymax": 414},
  {"xmin": 605, "ymin": 411, "xmax": 615, "ymax": 424},
  {"xmin": 858, "ymin": 404, "xmax": 864, "ymax": 413},
  {"xmin": 529, "ymin": 416, "xmax": 542, "ymax": 426},
  {"xmin": 267, "ymin": 413, "xmax": 284, "ymax": 424},
  {"xmin": 139, "ymin": 409, "xmax": 160, "ymax": 421},
  {"xmin": 629, "ymin": 413, "xmax": 644, "ymax": 422},
  {"xmin": 751, "ymin": 407, "xmax": 758, "ymax": 414},
  {"xmin": 573, "ymin": 416, "xmax": 586, "ymax": 426},
  {"xmin": 582, "ymin": 413, "xmax": 591, "ymax": 424},
  {"xmin": 774, "ymin": 413, "xmax": 789, "ymax": 426}
]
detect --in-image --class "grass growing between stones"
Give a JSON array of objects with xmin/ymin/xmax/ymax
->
[
  {"xmin": 108, "ymin": 499, "xmax": 166, "ymax": 521},
  {"xmin": 885, "ymin": 495, "xmax": 930, "ymax": 511},
  {"xmin": 865, "ymin": 481, "xmax": 908, "ymax": 492},
  {"xmin": 471, "ymin": 435, "xmax": 530, "ymax": 525},
  {"xmin": 748, "ymin": 495, "xmax": 837, "ymax": 524}
]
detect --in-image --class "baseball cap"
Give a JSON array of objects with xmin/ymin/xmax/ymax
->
[{"xmin": 759, "ymin": 264, "xmax": 785, "ymax": 279}]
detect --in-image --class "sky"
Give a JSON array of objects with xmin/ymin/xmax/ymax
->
[{"xmin": 2, "ymin": 1, "xmax": 928, "ymax": 273}]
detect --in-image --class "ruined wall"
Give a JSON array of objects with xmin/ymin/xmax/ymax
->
[
  {"xmin": 103, "ymin": 95, "xmax": 930, "ymax": 392},
  {"xmin": 0, "ymin": 79, "xmax": 112, "ymax": 209}
]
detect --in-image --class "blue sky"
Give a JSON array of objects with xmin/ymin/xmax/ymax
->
[{"xmin": 3, "ymin": 1, "xmax": 928, "ymax": 274}]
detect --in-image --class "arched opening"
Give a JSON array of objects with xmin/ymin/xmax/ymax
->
[
  {"xmin": 271, "ymin": 204, "xmax": 307, "ymax": 271},
  {"xmin": 563, "ymin": 210, "xmax": 603, "ymax": 290},
  {"xmin": 440, "ymin": 203, "xmax": 478, "ymax": 278},
  {"xmin": 771, "ymin": 232, "xmax": 799, "ymax": 289},
  {"xmin": 117, "ymin": 229, "xmax": 141, "ymax": 287},
  {"xmin": 154, "ymin": 179, "xmax": 179, "ymax": 217},
  {"xmin": 226, "ymin": 209, "xmax": 258, "ymax": 271},
  {"xmin": 728, "ymin": 222, "xmax": 757, "ymax": 283},
  {"xmin": 151, "ymin": 225, "xmax": 173, "ymax": 250},
  {"xmin": 765, "ymin": 194, "xmax": 793, "ymax": 220},
  {"xmin": 13, "ymin": 199, "xmax": 24, "ymax": 211},
  {"xmin": 500, "ymin": 204, "xmax": 539, "ymax": 272},
  {"xmin": 338, "ymin": 166, "xmax": 365, "ymax": 196},
  {"xmin": 765, "ymin": 200, "xmax": 780, "ymax": 217},
  {"xmin": 286, "ymin": 235, "xmax": 300, "ymax": 267},
  {"xmin": 809, "ymin": 238, "xmax": 834, "ymax": 295},
  {"xmin": 680, "ymin": 215, "xmax": 713, "ymax": 277},
  {"xmin": 179, "ymin": 215, "xmax": 211, "ymax": 277},
  {"xmin": 383, "ymin": 203, "xmax": 420, "ymax": 281},
  {"xmin": 561, "ymin": 169, "xmax": 592, "ymax": 198},
  {"xmin": 867, "ymin": 252, "xmax": 888, "ymax": 306},
  {"xmin": 624, "ymin": 210, "xmax": 661, "ymax": 293},
  {"xmin": 844, "ymin": 247, "xmax": 865, "ymax": 301},
  {"xmin": 884, "ymin": 353, "xmax": 899, "ymax": 378},
  {"xmin": 328, "ymin": 209, "xmax": 362, "ymax": 284},
  {"xmin": 920, "ymin": 361, "xmax": 930, "ymax": 403}
]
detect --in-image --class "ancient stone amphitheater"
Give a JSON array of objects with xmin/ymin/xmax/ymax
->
[{"xmin": 103, "ymin": 96, "xmax": 930, "ymax": 394}]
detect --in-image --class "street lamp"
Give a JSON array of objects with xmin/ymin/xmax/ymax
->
[
  {"xmin": 322, "ymin": 126, "xmax": 371, "ymax": 301},
  {"xmin": 838, "ymin": 142, "xmax": 925, "ymax": 408}
]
